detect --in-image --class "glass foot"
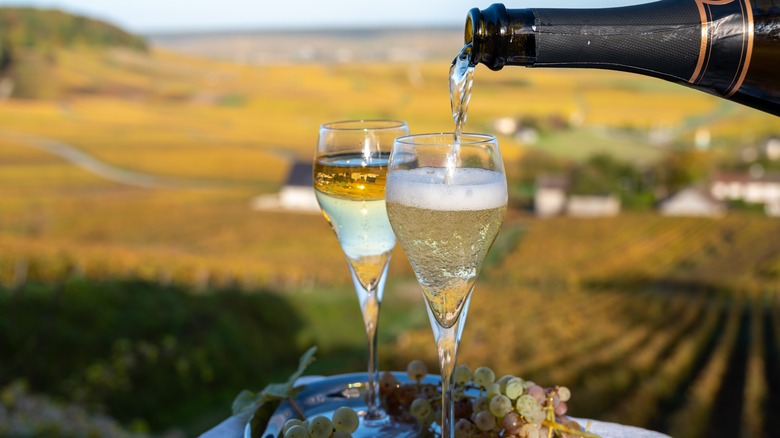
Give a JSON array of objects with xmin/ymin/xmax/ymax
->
[{"xmin": 314, "ymin": 407, "xmax": 419, "ymax": 437}]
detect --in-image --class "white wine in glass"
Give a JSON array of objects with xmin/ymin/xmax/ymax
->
[
  {"xmin": 386, "ymin": 133, "xmax": 507, "ymax": 438},
  {"xmin": 313, "ymin": 120, "xmax": 409, "ymax": 425}
]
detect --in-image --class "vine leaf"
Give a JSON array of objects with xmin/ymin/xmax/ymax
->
[{"xmin": 231, "ymin": 346, "xmax": 318, "ymax": 416}]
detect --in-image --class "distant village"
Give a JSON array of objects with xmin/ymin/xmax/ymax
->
[
  {"xmin": 534, "ymin": 168, "xmax": 780, "ymax": 218},
  {"xmin": 499, "ymin": 114, "xmax": 780, "ymax": 219},
  {"xmin": 252, "ymin": 132, "xmax": 780, "ymax": 219}
]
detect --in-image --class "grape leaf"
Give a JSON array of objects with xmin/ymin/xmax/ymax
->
[
  {"xmin": 231, "ymin": 390, "xmax": 257, "ymax": 415},
  {"xmin": 231, "ymin": 346, "xmax": 317, "ymax": 416}
]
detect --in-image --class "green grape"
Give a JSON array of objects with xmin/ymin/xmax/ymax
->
[
  {"xmin": 505, "ymin": 377, "xmax": 526, "ymax": 400},
  {"xmin": 332, "ymin": 406, "xmax": 359, "ymax": 432},
  {"xmin": 308, "ymin": 416, "xmax": 333, "ymax": 438},
  {"xmin": 527, "ymin": 409, "xmax": 546, "ymax": 425},
  {"xmin": 453, "ymin": 364, "xmax": 473, "ymax": 385},
  {"xmin": 486, "ymin": 382, "xmax": 501, "ymax": 399},
  {"xmin": 516, "ymin": 394, "xmax": 541, "ymax": 418},
  {"xmin": 473, "ymin": 396, "xmax": 490, "ymax": 413},
  {"xmin": 332, "ymin": 431, "xmax": 352, "ymax": 438},
  {"xmin": 410, "ymin": 398, "xmax": 432, "ymax": 419},
  {"xmin": 283, "ymin": 424, "xmax": 308, "ymax": 438},
  {"xmin": 520, "ymin": 423, "xmax": 541, "ymax": 438},
  {"xmin": 282, "ymin": 419, "xmax": 304, "ymax": 434},
  {"xmin": 454, "ymin": 418, "xmax": 475, "ymax": 438},
  {"xmin": 557, "ymin": 386, "xmax": 571, "ymax": 402},
  {"xmin": 497, "ymin": 375, "xmax": 513, "ymax": 393},
  {"xmin": 473, "ymin": 366, "xmax": 496, "ymax": 388},
  {"xmin": 406, "ymin": 359, "xmax": 428, "ymax": 382},
  {"xmin": 474, "ymin": 410, "xmax": 496, "ymax": 431},
  {"xmin": 489, "ymin": 394, "xmax": 512, "ymax": 417}
]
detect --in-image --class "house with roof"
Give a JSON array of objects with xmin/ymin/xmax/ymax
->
[
  {"xmin": 534, "ymin": 174, "xmax": 621, "ymax": 218},
  {"xmin": 709, "ymin": 172, "xmax": 780, "ymax": 216},
  {"xmin": 534, "ymin": 174, "xmax": 569, "ymax": 217},
  {"xmin": 250, "ymin": 161, "xmax": 320, "ymax": 213},
  {"xmin": 659, "ymin": 186, "xmax": 726, "ymax": 218}
]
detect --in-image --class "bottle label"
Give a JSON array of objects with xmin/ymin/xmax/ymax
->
[{"xmin": 690, "ymin": 0, "xmax": 754, "ymax": 97}]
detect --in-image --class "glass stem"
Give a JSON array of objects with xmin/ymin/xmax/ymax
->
[
  {"xmin": 438, "ymin": 324, "xmax": 458, "ymax": 438},
  {"xmin": 349, "ymin": 261, "xmax": 390, "ymax": 421},
  {"xmin": 363, "ymin": 289, "xmax": 381, "ymax": 420},
  {"xmin": 425, "ymin": 294, "xmax": 472, "ymax": 438}
]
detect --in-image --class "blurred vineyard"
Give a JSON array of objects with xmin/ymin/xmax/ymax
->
[
  {"xmin": 3, "ymin": 211, "xmax": 780, "ymax": 437},
  {"xmin": 389, "ymin": 213, "xmax": 780, "ymax": 438},
  {"xmin": 1, "ymin": 9, "xmax": 780, "ymax": 437}
]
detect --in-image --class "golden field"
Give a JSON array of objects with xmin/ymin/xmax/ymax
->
[{"xmin": 1, "ymin": 46, "xmax": 776, "ymax": 290}]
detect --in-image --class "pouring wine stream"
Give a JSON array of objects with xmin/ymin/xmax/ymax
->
[{"xmin": 447, "ymin": 43, "xmax": 475, "ymax": 184}]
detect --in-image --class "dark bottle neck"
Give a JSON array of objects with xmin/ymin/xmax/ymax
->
[
  {"xmin": 466, "ymin": 0, "xmax": 779, "ymax": 114},
  {"xmin": 467, "ymin": 0, "xmax": 705, "ymax": 81},
  {"xmin": 466, "ymin": 4, "xmax": 536, "ymax": 70}
]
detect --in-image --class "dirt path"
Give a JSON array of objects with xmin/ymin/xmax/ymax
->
[{"xmin": 2, "ymin": 130, "xmax": 225, "ymax": 189}]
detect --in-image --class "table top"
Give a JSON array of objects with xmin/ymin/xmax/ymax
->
[
  {"xmin": 199, "ymin": 376, "xmax": 671, "ymax": 438},
  {"xmin": 200, "ymin": 414, "xmax": 670, "ymax": 438}
]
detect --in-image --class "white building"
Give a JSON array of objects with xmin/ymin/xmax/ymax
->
[
  {"xmin": 250, "ymin": 162, "xmax": 320, "ymax": 213},
  {"xmin": 535, "ymin": 174, "xmax": 621, "ymax": 218},
  {"xmin": 709, "ymin": 173, "xmax": 780, "ymax": 214},
  {"xmin": 566, "ymin": 195, "xmax": 621, "ymax": 218},
  {"xmin": 534, "ymin": 174, "xmax": 568, "ymax": 217},
  {"xmin": 659, "ymin": 187, "xmax": 725, "ymax": 218}
]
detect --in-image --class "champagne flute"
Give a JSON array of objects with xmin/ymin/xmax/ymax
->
[
  {"xmin": 313, "ymin": 120, "xmax": 409, "ymax": 423},
  {"xmin": 386, "ymin": 133, "xmax": 507, "ymax": 438}
]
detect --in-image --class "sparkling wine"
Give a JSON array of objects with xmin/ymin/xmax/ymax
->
[
  {"xmin": 450, "ymin": 44, "xmax": 475, "ymax": 145},
  {"xmin": 386, "ymin": 166, "xmax": 507, "ymax": 328},
  {"xmin": 446, "ymin": 45, "xmax": 477, "ymax": 183},
  {"xmin": 314, "ymin": 153, "xmax": 395, "ymax": 290}
]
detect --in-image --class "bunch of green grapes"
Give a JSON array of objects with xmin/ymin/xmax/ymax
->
[
  {"xmin": 281, "ymin": 360, "xmax": 593, "ymax": 438},
  {"xmin": 383, "ymin": 360, "xmax": 587, "ymax": 438},
  {"xmin": 445, "ymin": 364, "xmax": 583, "ymax": 438}
]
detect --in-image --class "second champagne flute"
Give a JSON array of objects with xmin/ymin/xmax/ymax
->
[
  {"xmin": 386, "ymin": 133, "xmax": 507, "ymax": 438},
  {"xmin": 313, "ymin": 120, "xmax": 409, "ymax": 423}
]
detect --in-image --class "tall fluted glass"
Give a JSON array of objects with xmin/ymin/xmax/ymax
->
[
  {"xmin": 313, "ymin": 120, "xmax": 409, "ymax": 422},
  {"xmin": 386, "ymin": 133, "xmax": 507, "ymax": 438}
]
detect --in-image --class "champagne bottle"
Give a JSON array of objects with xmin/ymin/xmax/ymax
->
[{"xmin": 465, "ymin": 0, "xmax": 780, "ymax": 116}]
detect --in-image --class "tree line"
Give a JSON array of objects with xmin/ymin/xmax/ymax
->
[
  {"xmin": 0, "ymin": 7, "xmax": 147, "ymax": 99},
  {"xmin": 0, "ymin": 7, "xmax": 146, "ymax": 52}
]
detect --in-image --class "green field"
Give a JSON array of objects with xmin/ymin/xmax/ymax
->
[{"xmin": 1, "ymin": 39, "xmax": 780, "ymax": 438}]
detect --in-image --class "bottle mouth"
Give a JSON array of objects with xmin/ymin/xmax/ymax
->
[
  {"xmin": 464, "ymin": 3, "xmax": 536, "ymax": 71},
  {"xmin": 465, "ymin": 3, "xmax": 512, "ymax": 70},
  {"xmin": 465, "ymin": 7, "xmax": 482, "ymax": 67}
]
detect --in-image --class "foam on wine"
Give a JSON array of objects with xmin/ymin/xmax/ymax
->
[{"xmin": 386, "ymin": 167, "xmax": 507, "ymax": 212}]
